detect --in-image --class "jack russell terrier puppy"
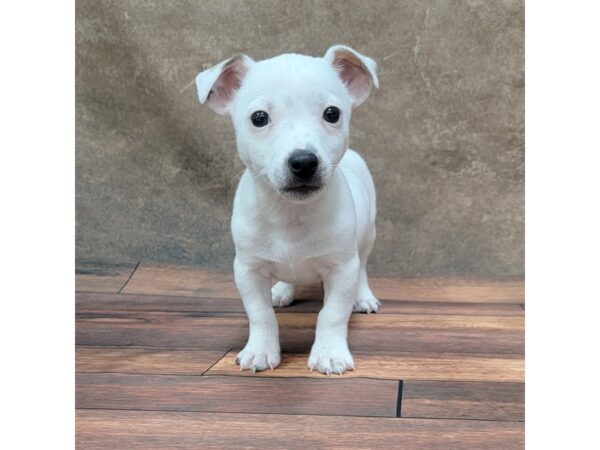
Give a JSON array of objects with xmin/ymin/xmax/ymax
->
[{"xmin": 196, "ymin": 45, "xmax": 380, "ymax": 375}]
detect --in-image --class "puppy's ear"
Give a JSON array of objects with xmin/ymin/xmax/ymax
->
[
  {"xmin": 195, "ymin": 54, "xmax": 254, "ymax": 115},
  {"xmin": 324, "ymin": 45, "xmax": 379, "ymax": 107}
]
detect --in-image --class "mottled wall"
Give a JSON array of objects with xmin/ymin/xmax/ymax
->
[{"xmin": 76, "ymin": 0, "xmax": 524, "ymax": 276}]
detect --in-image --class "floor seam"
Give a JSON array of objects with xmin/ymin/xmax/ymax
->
[
  {"xmin": 118, "ymin": 260, "xmax": 141, "ymax": 293},
  {"xmin": 200, "ymin": 348, "xmax": 232, "ymax": 375},
  {"xmin": 75, "ymin": 407, "xmax": 524, "ymax": 422},
  {"xmin": 396, "ymin": 380, "xmax": 403, "ymax": 417}
]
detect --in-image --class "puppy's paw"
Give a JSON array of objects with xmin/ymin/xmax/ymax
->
[
  {"xmin": 353, "ymin": 296, "xmax": 381, "ymax": 313},
  {"xmin": 271, "ymin": 282, "xmax": 295, "ymax": 307},
  {"xmin": 308, "ymin": 341, "xmax": 355, "ymax": 375},
  {"xmin": 235, "ymin": 344, "xmax": 281, "ymax": 372}
]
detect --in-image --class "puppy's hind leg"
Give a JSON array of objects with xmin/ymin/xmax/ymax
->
[
  {"xmin": 353, "ymin": 235, "xmax": 380, "ymax": 313},
  {"xmin": 353, "ymin": 266, "xmax": 380, "ymax": 313},
  {"xmin": 271, "ymin": 281, "xmax": 295, "ymax": 307}
]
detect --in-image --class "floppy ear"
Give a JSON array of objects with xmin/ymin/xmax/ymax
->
[
  {"xmin": 324, "ymin": 45, "xmax": 379, "ymax": 107},
  {"xmin": 195, "ymin": 54, "xmax": 254, "ymax": 115}
]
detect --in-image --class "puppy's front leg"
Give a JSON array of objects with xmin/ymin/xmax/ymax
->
[
  {"xmin": 309, "ymin": 256, "xmax": 359, "ymax": 375},
  {"xmin": 234, "ymin": 258, "xmax": 281, "ymax": 371}
]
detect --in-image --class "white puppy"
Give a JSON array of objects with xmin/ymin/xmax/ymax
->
[{"xmin": 196, "ymin": 45, "xmax": 380, "ymax": 375}]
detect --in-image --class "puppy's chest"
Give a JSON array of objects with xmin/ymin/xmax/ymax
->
[
  {"xmin": 266, "ymin": 233, "xmax": 330, "ymax": 283},
  {"xmin": 248, "ymin": 222, "xmax": 337, "ymax": 281},
  {"xmin": 261, "ymin": 224, "xmax": 332, "ymax": 263}
]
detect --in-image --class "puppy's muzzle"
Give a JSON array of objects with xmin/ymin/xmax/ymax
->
[{"xmin": 282, "ymin": 149, "xmax": 322, "ymax": 197}]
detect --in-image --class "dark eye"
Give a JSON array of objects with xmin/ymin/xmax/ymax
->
[
  {"xmin": 251, "ymin": 110, "xmax": 269, "ymax": 127},
  {"xmin": 323, "ymin": 106, "xmax": 340, "ymax": 123}
]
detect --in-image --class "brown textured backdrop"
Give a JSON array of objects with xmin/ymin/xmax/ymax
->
[{"xmin": 76, "ymin": 0, "xmax": 524, "ymax": 276}]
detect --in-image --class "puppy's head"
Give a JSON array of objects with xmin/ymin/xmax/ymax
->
[{"xmin": 196, "ymin": 45, "xmax": 378, "ymax": 202}]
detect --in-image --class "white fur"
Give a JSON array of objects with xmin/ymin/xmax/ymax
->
[{"xmin": 196, "ymin": 46, "xmax": 380, "ymax": 374}]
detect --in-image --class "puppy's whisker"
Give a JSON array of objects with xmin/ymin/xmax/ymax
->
[
  {"xmin": 179, "ymin": 78, "xmax": 196, "ymax": 94},
  {"xmin": 230, "ymin": 169, "xmax": 246, "ymax": 184},
  {"xmin": 253, "ymin": 169, "xmax": 268, "ymax": 179}
]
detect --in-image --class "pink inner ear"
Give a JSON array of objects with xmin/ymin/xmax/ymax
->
[
  {"xmin": 210, "ymin": 60, "xmax": 247, "ymax": 111},
  {"xmin": 335, "ymin": 55, "xmax": 372, "ymax": 104}
]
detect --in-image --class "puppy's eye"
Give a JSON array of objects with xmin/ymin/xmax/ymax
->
[
  {"xmin": 323, "ymin": 106, "xmax": 340, "ymax": 124},
  {"xmin": 251, "ymin": 110, "xmax": 269, "ymax": 127}
]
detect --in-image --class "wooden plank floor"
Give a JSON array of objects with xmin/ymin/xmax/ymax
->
[{"xmin": 76, "ymin": 261, "xmax": 524, "ymax": 449}]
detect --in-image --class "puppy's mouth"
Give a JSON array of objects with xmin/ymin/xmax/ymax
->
[
  {"xmin": 280, "ymin": 183, "xmax": 323, "ymax": 199},
  {"xmin": 282, "ymin": 184, "xmax": 321, "ymax": 194}
]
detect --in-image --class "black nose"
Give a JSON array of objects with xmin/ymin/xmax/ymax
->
[{"xmin": 288, "ymin": 150, "xmax": 319, "ymax": 180}]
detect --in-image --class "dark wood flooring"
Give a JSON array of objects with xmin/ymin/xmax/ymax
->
[{"xmin": 76, "ymin": 261, "xmax": 524, "ymax": 449}]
